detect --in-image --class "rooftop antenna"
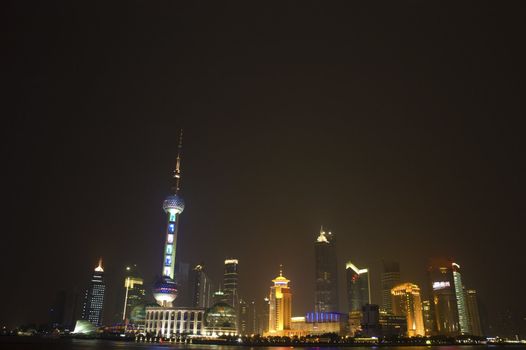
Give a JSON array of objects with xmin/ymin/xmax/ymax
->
[{"xmin": 172, "ymin": 129, "xmax": 183, "ymax": 194}]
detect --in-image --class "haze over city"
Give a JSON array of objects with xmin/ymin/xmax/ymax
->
[{"xmin": 4, "ymin": 0, "xmax": 525, "ymax": 343}]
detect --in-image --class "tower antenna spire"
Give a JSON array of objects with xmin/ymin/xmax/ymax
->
[{"xmin": 173, "ymin": 129, "xmax": 183, "ymax": 194}]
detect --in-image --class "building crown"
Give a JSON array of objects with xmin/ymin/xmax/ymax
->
[{"xmin": 95, "ymin": 258, "xmax": 104, "ymax": 272}]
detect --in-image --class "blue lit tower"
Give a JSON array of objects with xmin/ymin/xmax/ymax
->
[{"xmin": 153, "ymin": 130, "xmax": 185, "ymax": 307}]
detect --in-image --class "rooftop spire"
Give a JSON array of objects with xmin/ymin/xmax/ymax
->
[
  {"xmin": 95, "ymin": 257, "xmax": 104, "ymax": 272},
  {"xmin": 279, "ymin": 264, "xmax": 283, "ymax": 277},
  {"xmin": 317, "ymin": 226, "xmax": 329, "ymax": 243},
  {"xmin": 173, "ymin": 129, "xmax": 183, "ymax": 194}
]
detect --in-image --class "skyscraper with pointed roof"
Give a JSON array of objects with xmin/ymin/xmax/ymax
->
[
  {"xmin": 314, "ymin": 227, "xmax": 339, "ymax": 313},
  {"xmin": 81, "ymin": 258, "xmax": 106, "ymax": 327},
  {"xmin": 268, "ymin": 266, "xmax": 292, "ymax": 334}
]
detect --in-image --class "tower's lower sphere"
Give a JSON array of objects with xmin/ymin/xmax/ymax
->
[{"xmin": 153, "ymin": 276, "xmax": 178, "ymax": 306}]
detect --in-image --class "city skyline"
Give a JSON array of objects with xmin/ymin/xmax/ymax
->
[{"xmin": 4, "ymin": 1, "xmax": 525, "ymax": 339}]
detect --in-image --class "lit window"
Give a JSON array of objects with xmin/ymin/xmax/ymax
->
[
  {"xmin": 169, "ymin": 213, "xmax": 176, "ymax": 222},
  {"xmin": 165, "ymin": 256, "xmax": 172, "ymax": 266},
  {"xmin": 168, "ymin": 224, "xmax": 175, "ymax": 233},
  {"xmin": 167, "ymin": 234, "xmax": 174, "ymax": 244}
]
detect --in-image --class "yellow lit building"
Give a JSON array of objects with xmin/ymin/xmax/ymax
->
[
  {"xmin": 391, "ymin": 283, "xmax": 425, "ymax": 337},
  {"xmin": 122, "ymin": 274, "xmax": 144, "ymax": 321},
  {"xmin": 267, "ymin": 268, "xmax": 292, "ymax": 335}
]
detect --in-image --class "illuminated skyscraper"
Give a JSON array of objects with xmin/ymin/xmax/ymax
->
[
  {"xmin": 452, "ymin": 263, "xmax": 470, "ymax": 334},
  {"xmin": 189, "ymin": 264, "xmax": 212, "ymax": 308},
  {"xmin": 465, "ymin": 289, "xmax": 483, "ymax": 336},
  {"xmin": 346, "ymin": 261, "xmax": 370, "ymax": 312},
  {"xmin": 381, "ymin": 260, "xmax": 400, "ymax": 314},
  {"xmin": 314, "ymin": 227, "xmax": 339, "ymax": 313},
  {"xmin": 81, "ymin": 259, "xmax": 106, "ymax": 327},
  {"xmin": 122, "ymin": 265, "xmax": 146, "ymax": 323},
  {"xmin": 422, "ymin": 300, "xmax": 435, "ymax": 336},
  {"xmin": 153, "ymin": 130, "xmax": 184, "ymax": 307},
  {"xmin": 391, "ymin": 283, "xmax": 425, "ymax": 337},
  {"xmin": 268, "ymin": 267, "xmax": 292, "ymax": 334},
  {"xmin": 428, "ymin": 259, "xmax": 459, "ymax": 336},
  {"xmin": 223, "ymin": 259, "xmax": 239, "ymax": 308}
]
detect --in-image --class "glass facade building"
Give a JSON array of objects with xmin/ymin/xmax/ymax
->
[
  {"xmin": 452, "ymin": 263, "xmax": 470, "ymax": 334},
  {"xmin": 346, "ymin": 261, "xmax": 370, "ymax": 312},
  {"xmin": 381, "ymin": 260, "xmax": 400, "ymax": 314},
  {"xmin": 314, "ymin": 228, "xmax": 339, "ymax": 313},
  {"xmin": 189, "ymin": 264, "xmax": 212, "ymax": 309},
  {"xmin": 465, "ymin": 289, "xmax": 483, "ymax": 336},
  {"xmin": 428, "ymin": 259, "xmax": 460, "ymax": 336},
  {"xmin": 122, "ymin": 265, "xmax": 146, "ymax": 324},
  {"xmin": 223, "ymin": 259, "xmax": 239, "ymax": 308}
]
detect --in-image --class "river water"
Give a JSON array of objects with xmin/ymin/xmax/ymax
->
[{"xmin": 0, "ymin": 337, "xmax": 521, "ymax": 350}]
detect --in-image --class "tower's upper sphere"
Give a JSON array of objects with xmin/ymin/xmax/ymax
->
[{"xmin": 163, "ymin": 194, "xmax": 185, "ymax": 213}]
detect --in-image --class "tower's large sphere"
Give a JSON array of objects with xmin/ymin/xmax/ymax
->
[
  {"xmin": 153, "ymin": 276, "xmax": 178, "ymax": 305},
  {"xmin": 163, "ymin": 194, "xmax": 185, "ymax": 213}
]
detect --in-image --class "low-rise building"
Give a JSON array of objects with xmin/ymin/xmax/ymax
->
[
  {"xmin": 290, "ymin": 312, "xmax": 349, "ymax": 336},
  {"xmin": 145, "ymin": 306, "xmax": 205, "ymax": 336}
]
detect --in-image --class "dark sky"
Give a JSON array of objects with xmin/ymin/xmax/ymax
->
[{"xmin": 4, "ymin": 1, "xmax": 525, "ymax": 331}]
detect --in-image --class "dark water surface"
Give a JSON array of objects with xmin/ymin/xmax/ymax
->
[{"xmin": 0, "ymin": 338, "xmax": 521, "ymax": 350}]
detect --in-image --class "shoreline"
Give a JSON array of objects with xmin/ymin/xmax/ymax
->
[{"xmin": 1, "ymin": 335, "xmax": 524, "ymax": 348}]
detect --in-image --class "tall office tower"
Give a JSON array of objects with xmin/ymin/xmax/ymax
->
[
  {"xmin": 361, "ymin": 304, "xmax": 381, "ymax": 337},
  {"xmin": 189, "ymin": 264, "xmax": 212, "ymax": 308},
  {"xmin": 239, "ymin": 298, "xmax": 249, "ymax": 335},
  {"xmin": 174, "ymin": 261, "xmax": 190, "ymax": 306},
  {"xmin": 223, "ymin": 259, "xmax": 239, "ymax": 308},
  {"xmin": 122, "ymin": 265, "xmax": 146, "ymax": 323},
  {"xmin": 381, "ymin": 261, "xmax": 401, "ymax": 313},
  {"xmin": 422, "ymin": 300, "xmax": 435, "ymax": 336},
  {"xmin": 249, "ymin": 300, "xmax": 257, "ymax": 335},
  {"xmin": 237, "ymin": 299, "xmax": 257, "ymax": 335},
  {"xmin": 428, "ymin": 259, "xmax": 460, "ymax": 336},
  {"xmin": 152, "ymin": 130, "xmax": 184, "ymax": 307},
  {"xmin": 49, "ymin": 290, "xmax": 66, "ymax": 327},
  {"xmin": 391, "ymin": 283, "xmax": 425, "ymax": 337},
  {"xmin": 465, "ymin": 289, "xmax": 483, "ymax": 336},
  {"xmin": 452, "ymin": 263, "xmax": 470, "ymax": 334},
  {"xmin": 258, "ymin": 297, "xmax": 270, "ymax": 335},
  {"xmin": 346, "ymin": 261, "xmax": 371, "ymax": 312},
  {"xmin": 81, "ymin": 259, "xmax": 106, "ymax": 327},
  {"xmin": 314, "ymin": 227, "xmax": 339, "ymax": 313},
  {"xmin": 268, "ymin": 268, "xmax": 292, "ymax": 334}
]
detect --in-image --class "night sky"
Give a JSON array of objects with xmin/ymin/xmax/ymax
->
[{"xmin": 4, "ymin": 1, "xmax": 525, "ymax": 332}]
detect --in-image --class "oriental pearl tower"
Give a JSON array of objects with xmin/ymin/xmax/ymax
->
[{"xmin": 153, "ymin": 129, "xmax": 185, "ymax": 307}]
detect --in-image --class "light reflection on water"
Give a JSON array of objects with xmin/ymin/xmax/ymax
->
[{"xmin": 0, "ymin": 338, "xmax": 519, "ymax": 350}]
